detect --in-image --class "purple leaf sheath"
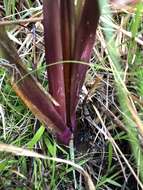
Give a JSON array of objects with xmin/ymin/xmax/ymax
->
[
  {"xmin": 43, "ymin": 0, "xmax": 100, "ymax": 142},
  {"xmin": 0, "ymin": 0, "xmax": 100, "ymax": 145},
  {"xmin": 70, "ymin": 0, "xmax": 100, "ymax": 130},
  {"xmin": 43, "ymin": 0, "xmax": 66, "ymax": 123}
]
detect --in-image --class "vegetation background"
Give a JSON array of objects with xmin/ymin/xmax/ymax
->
[{"xmin": 0, "ymin": 0, "xmax": 143, "ymax": 189}]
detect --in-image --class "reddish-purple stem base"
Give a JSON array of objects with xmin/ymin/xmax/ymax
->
[
  {"xmin": 56, "ymin": 114, "xmax": 77, "ymax": 145},
  {"xmin": 56, "ymin": 127, "xmax": 72, "ymax": 145}
]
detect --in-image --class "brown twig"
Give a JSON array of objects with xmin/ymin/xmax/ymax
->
[{"xmin": 0, "ymin": 17, "xmax": 43, "ymax": 26}]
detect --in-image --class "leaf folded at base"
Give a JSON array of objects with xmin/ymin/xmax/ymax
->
[{"xmin": 0, "ymin": 27, "xmax": 71, "ymax": 144}]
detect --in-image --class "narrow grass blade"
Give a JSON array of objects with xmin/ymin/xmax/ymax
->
[{"xmin": 27, "ymin": 125, "xmax": 45, "ymax": 149}]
